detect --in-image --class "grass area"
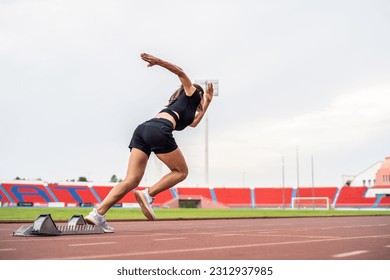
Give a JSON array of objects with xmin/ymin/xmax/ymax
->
[{"xmin": 0, "ymin": 207, "xmax": 389, "ymax": 222}]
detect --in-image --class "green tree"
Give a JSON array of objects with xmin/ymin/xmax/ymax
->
[
  {"xmin": 110, "ymin": 174, "xmax": 118, "ymax": 183},
  {"xmin": 78, "ymin": 176, "xmax": 88, "ymax": 182}
]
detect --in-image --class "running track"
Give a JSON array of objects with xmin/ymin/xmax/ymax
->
[{"xmin": 1, "ymin": 216, "xmax": 390, "ymax": 260}]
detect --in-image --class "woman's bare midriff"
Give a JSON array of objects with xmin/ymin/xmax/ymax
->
[{"xmin": 154, "ymin": 111, "xmax": 179, "ymax": 128}]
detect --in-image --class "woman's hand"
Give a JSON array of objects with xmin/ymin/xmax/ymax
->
[
  {"xmin": 140, "ymin": 53, "xmax": 160, "ymax": 67},
  {"xmin": 140, "ymin": 52, "xmax": 192, "ymax": 93},
  {"xmin": 205, "ymin": 83, "xmax": 214, "ymax": 103}
]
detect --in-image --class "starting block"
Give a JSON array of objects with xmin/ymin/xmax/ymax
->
[{"xmin": 13, "ymin": 214, "xmax": 105, "ymax": 237}]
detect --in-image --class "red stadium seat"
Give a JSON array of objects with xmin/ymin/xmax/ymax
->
[{"xmin": 335, "ymin": 186, "xmax": 376, "ymax": 207}]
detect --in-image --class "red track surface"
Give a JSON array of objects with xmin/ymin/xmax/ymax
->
[{"xmin": 1, "ymin": 216, "xmax": 390, "ymax": 260}]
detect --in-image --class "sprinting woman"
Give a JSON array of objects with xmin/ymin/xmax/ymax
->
[{"xmin": 85, "ymin": 53, "xmax": 214, "ymax": 232}]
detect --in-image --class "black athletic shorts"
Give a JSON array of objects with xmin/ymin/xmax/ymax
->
[{"xmin": 129, "ymin": 118, "xmax": 178, "ymax": 157}]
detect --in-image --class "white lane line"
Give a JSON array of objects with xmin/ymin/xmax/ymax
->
[
  {"xmin": 214, "ymin": 230, "xmax": 279, "ymax": 237},
  {"xmin": 0, "ymin": 248, "xmax": 16, "ymax": 252},
  {"xmin": 385, "ymin": 245, "xmax": 390, "ymax": 248},
  {"xmin": 51, "ymin": 233, "xmax": 390, "ymax": 260},
  {"xmin": 333, "ymin": 250, "xmax": 369, "ymax": 258},
  {"xmin": 214, "ymin": 234, "xmax": 239, "ymax": 237},
  {"xmin": 153, "ymin": 237, "xmax": 187, "ymax": 241},
  {"xmin": 68, "ymin": 242, "xmax": 117, "ymax": 247}
]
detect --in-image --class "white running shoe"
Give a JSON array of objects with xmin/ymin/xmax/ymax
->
[
  {"xmin": 135, "ymin": 189, "xmax": 156, "ymax": 221},
  {"xmin": 85, "ymin": 208, "xmax": 115, "ymax": 233}
]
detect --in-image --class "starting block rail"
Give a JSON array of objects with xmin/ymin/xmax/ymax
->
[{"xmin": 13, "ymin": 214, "xmax": 105, "ymax": 237}]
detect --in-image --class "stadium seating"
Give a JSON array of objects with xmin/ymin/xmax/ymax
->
[
  {"xmin": 48, "ymin": 184, "xmax": 99, "ymax": 206},
  {"xmin": 1, "ymin": 182, "xmax": 54, "ymax": 204},
  {"xmin": 1, "ymin": 181, "xmax": 387, "ymax": 209},
  {"xmin": 377, "ymin": 195, "xmax": 390, "ymax": 208},
  {"xmin": 0, "ymin": 184, "xmax": 12, "ymax": 203},
  {"xmin": 254, "ymin": 187, "xmax": 293, "ymax": 207},
  {"xmin": 295, "ymin": 186, "xmax": 338, "ymax": 206},
  {"xmin": 213, "ymin": 187, "xmax": 252, "ymax": 207},
  {"xmin": 295, "ymin": 187, "xmax": 338, "ymax": 200},
  {"xmin": 176, "ymin": 187, "xmax": 213, "ymax": 200},
  {"xmin": 92, "ymin": 185, "xmax": 137, "ymax": 204},
  {"xmin": 335, "ymin": 186, "xmax": 377, "ymax": 208}
]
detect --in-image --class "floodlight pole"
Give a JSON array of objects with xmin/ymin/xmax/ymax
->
[
  {"xmin": 296, "ymin": 146, "xmax": 300, "ymax": 209},
  {"xmin": 311, "ymin": 155, "xmax": 315, "ymax": 209},
  {"xmin": 282, "ymin": 156, "xmax": 285, "ymax": 209}
]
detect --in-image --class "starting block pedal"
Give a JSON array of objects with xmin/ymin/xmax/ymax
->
[
  {"xmin": 13, "ymin": 214, "xmax": 105, "ymax": 237},
  {"xmin": 13, "ymin": 214, "xmax": 61, "ymax": 236},
  {"xmin": 58, "ymin": 214, "xmax": 105, "ymax": 235}
]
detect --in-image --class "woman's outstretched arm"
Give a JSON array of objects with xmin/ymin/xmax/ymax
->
[{"xmin": 140, "ymin": 53, "xmax": 196, "ymax": 96}]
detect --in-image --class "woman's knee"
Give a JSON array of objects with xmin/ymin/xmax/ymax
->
[
  {"xmin": 122, "ymin": 175, "xmax": 142, "ymax": 190},
  {"xmin": 176, "ymin": 168, "xmax": 188, "ymax": 182}
]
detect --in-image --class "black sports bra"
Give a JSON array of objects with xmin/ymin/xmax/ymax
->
[{"xmin": 160, "ymin": 90, "xmax": 201, "ymax": 131}]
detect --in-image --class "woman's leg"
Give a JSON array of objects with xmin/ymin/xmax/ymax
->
[
  {"xmin": 148, "ymin": 147, "xmax": 188, "ymax": 197},
  {"xmin": 97, "ymin": 148, "xmax": 149, "ymax": 215},
  {"xmin": 134, "ymin": 147, "xmax": 187, "ymax": 220}
]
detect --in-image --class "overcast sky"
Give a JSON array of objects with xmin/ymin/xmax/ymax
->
[{"xmin": 1, "ymin": 0, "xmax": 389, "ymax": 187}]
